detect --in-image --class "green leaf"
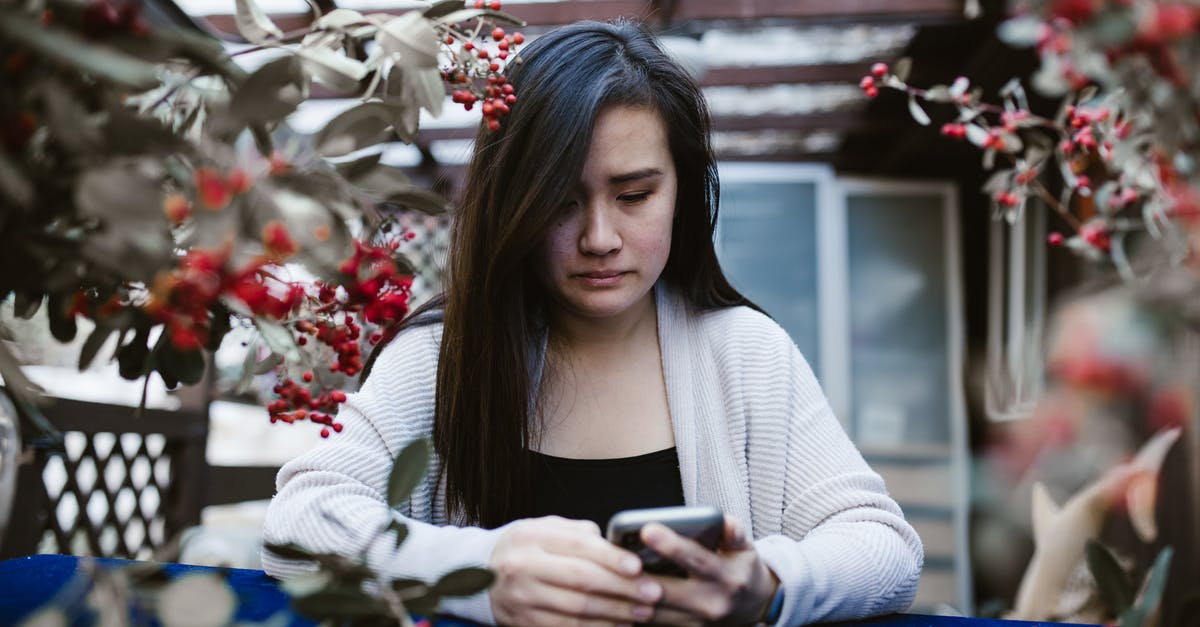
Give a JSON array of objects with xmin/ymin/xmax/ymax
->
[
  {"xmin": 229, "ymin": 56, "xmax": 307, "ymax": 127},
  {"xmin": 255, "ymin": 319, "xmax": 301, "ymax": 364},
  {"xmin": 264, "ymin": 542, "xmax": 318, "ymax": 561},
  {"xmin": 47, "ymin": 294, "xmax": 77, "ymax": 343},
  {"xmin": 388, "ymin": 438, "xmax": 431, "ymax": 508},
  {"xmin": 1120, "ymin": 547, "xmax": 1173, "ymax": 627},
  {"xmin": 377, "ymin": 12, "xmax": 440, "ymax": 69},
  {"xmin": 314, "ymin": 101, "xmax": 393, "ymax": 157},
  {"xmin": 381, "ymin": 185, "xmax": 450, "ymax": 215},
  {"xmin": 1086, "ymin": 540, "xmax": 1135, "ymax": 616},
  {"xmin": 434, "ymin": 9, "xmax": 527, "ymax": 27},
  {"xmin": 0, "ymin": 14, "xmax": 158, "ymax": 90},
  {"xmin": 160, "ymin": 342, "xmax": 206, "ymax": 386},
  {"xmin": 388, "ymin": 518, "xmax": 409, "ymax": 548},
  {"xmin": 292, "ymin": 586, "xmax": 385, "ymax": 620},
  {"xmin": 12, "ymin": 293, "xmax": 41, "ymax": 319},
  {"xmin": 433, "ymin": 568, "xmax": 494, "ymax": 597},
  {"xmin": 78, "ymin": 325, "xmax": 114, "ymax": 371},
  {"xmin": 234, "ymin": 0, "xmax": 284, "ymax": 43},
  {"xmin": 117, "ymin": 327, "xmax": 152, "ymax": 380}
]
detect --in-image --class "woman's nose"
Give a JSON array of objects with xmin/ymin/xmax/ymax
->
[{"xmin": 579, "ymin": 205, "xmax": 621, "ymax": 256}]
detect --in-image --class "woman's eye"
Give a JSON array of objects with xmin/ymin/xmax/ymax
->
[{"xmin": 618, "ymin": 192, "xmax": 651, "ymax": 204}]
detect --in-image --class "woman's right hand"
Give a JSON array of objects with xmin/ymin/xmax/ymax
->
[{"xmin": 489, "ymin": 516, "xmax": 668, "ymax": 627}]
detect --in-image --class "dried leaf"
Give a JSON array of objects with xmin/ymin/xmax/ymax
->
[
  {"xmin": 280, "ymin": 571, "xmax": 333, "ymax": 598},
  {"xmin": 377, "ymin": 12, "xmax": 439, "ymax": 69},
  {"xmin": 892, "ymin": 57, "xmax": 912, "ymax": 83},
  {"xmin": 314, "ymin": 8, "xmax": 367, "ymax": 31},
  {"xmin": 253, "ymin": 352, "xmax": 284, "ymax": 375},
  {"xmin": 255, "ymin": 318, "xmax": 301, "ymax": 363},
  {"xmin": 297, "ymin": 46, "xmax": 369, "ymax": 93},
  {"xmin": 334, "ymin": 152, "xmax": 384, "ymax": 181},
  {"xmin": 234, "ymin": 0, "xmax": 284, "ymax": 43},
  {"xmin": 434, "ymin": 8, "xmax": 527, "ymax": 27},
  {"xmin": 924, "ymin": 85, "xmax": 951, "ymax": 102},
  {"xmin": 382, "ymin": 185, "xmax": 450, "ymax": 215},
  {"xmin": 388, "ymin": 438, "xmax": 431, "ymax": 507},
  {"xmin": 997, "ymin": 14, "xmax": 1043, "ymax": 48},
  {"xmin": 313, "ymin": 101, "xmax": 393, "ymax": 157},
  {"xmin": 229, "ymin": 55, "xmax": 307, "ymax": 126},
  {"xmin": 424, "ymin": 0, "xmax": 466, "ymax": 19}
]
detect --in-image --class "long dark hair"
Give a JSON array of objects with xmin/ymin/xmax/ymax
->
[{"xmin": 369, "ymin": 20, "xmax": 757, "ymax": 528}]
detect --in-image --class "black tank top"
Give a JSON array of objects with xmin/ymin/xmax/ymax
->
[{"xmin": 522, "ymin": 447, "xmax": 686, "ymax": 530}]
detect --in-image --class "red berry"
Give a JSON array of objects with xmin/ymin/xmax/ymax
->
[
  {"xmin": 321, "ymin": 427, "xmax": 331, "ymax": 438},
  {"xmin": 331, "ymin": 390, "xmax": 347, "ymax": 403},
  {"xmin": 859, "ymin": 75, "xmax": 875, "ymax": 90},
  {"xmin": 489, "ymin": 62, "xmax": 500, "ymax": 72},
  {"xmin": 478, "ymin": 49, "xmax": 489, "ymax": 59},
  {"xmin": 498, "ymin": 51, "xmax": 509, "ymax": 60},
  {"xmin": 489, "ymin": 0, "xmax": 501, "ymax": 9},
  {"xmin": 487, "ymin": 118, "xmax": 501, "ymax": 131},
  {"xmin": 506, "ymin": 94, "xmax": 517, "ymax": 104},
  {"xmin": 474, "ymin": 0, "xmax": 484, "ymax": 7},
  {"xmin": 492, "ymin": 27, "xmax": 505, "ymax": 41},
  {"xmin": 502, "ymin": 84, "xmax": 514, "ymax": 94},
  {"xmin": 1047, "ymin": 232, "xmax": 1065, "ymax": 246},
  {"xmin": 865, "ymin": 87, "xmax": 879, "ymax": 98},
  {"xmin": 445, "ymin": 35, "xmax": 454, "ymax": 44},
  {"xmin": 498, "ymin": 39, "xmax": 510, "ymax": 51},
  {"xmin": 332, "ymin": 423, "xmax": 344, "ymax": 433},
  {"xmin": 463, "ymin": 41, "xmax": 474, "ymax": 51},
  {"xmin": 871, "ymin": 62, "xmax": 888, "ymax": 77},
  {"xmin": 302, "ymin": 371, "xmax": 313, "ymax": 382},
  {"xmin": 512, "ymin": 32, "xmax": 524, "ymax": 44}
]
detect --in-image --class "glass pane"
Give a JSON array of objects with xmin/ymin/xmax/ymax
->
[
  {"xmin": 717, "ymin": 181, "xmax": 821, "ymax": 376},
  {"xmin": 846, "ymin": 193, "xmax": 948, "ymax": 446}
]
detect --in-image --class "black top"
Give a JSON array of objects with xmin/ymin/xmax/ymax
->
[{"xmin": 522, "ymin": 447, "xmax": 686, "ymax": 530}]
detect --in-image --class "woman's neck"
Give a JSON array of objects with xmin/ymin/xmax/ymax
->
[{"xmin": 546, "ymin": 291, "xmax": 658, "ymax": 355}]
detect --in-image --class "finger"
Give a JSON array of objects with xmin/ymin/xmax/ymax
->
[
  {"xmin": 521, "ymin": 606, "xmax": 634, "ymax": 627},
  {"xmin": 540, "ymin": 525, "xmax": 644, "ymax": 577},
  {"xmin": 652, "ymin": 575, "xmax": 734, "ymax": 623},
  {"xmin": 721, "ymin": 516, "xmax": 752, "ymax": 551},
  {"xmin": 644, "ymin": 605, "xmax": 704, "ymax": 627},
  {"xmin": 532, "ymin": 552, "xmax": 663, "ymax": 605},
  {"xmin": 529, "ymin": 584, "xmax": 656, "ymax": 624},
  {"xmin": 641, "ymin": 523, "xmax": 722, "ymax": 579}
]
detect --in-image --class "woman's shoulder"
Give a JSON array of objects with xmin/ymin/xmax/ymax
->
[
  {"xmin": 695, "ymin": 304, "xmax": 795, "ymax": 358},
  {"xmin": 362, "ymin": 316, "xmax": 444, "ymax": 388}
]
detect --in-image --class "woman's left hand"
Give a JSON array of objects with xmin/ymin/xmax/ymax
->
[{"xmin": 640, "ymin": 516, "xmax": 779, "ymax": 626}]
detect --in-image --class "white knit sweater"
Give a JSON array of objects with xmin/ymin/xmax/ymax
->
[{"xmin": 261, "ymin": 283, "xmax": 924, "ymax": 625}]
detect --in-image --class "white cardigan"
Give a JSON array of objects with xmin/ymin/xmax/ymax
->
[{"xmin": 262, "ymin": 283, "xmax": 923, "ymax": 625}]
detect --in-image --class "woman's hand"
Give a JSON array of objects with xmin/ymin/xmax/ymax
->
[
  {"xmin": 642, "ymin": 517, "xmax": 779, "ymax": 626},
  {"xmin": 489, "ymin": 516, "xmax": 666, "ymax": 626}
]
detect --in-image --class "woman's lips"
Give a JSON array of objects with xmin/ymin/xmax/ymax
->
[{"xmin": 575, "ymin": 271, "xmax": 628, "ymax": 287}]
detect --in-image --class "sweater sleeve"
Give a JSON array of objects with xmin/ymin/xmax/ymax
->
[
  {"xmin": 746, "ymin": 320, "xmax": 924, "ymax": 625},
  {"xmin": 260, "ymin": 324, "xmax": 506, "ymax": 624}
]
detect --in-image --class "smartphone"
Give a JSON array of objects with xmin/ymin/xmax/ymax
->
[{"xmin": 606, "ymin": 505, "xmax": 724, "ymax": 577}]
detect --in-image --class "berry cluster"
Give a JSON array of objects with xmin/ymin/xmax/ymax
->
[
  {"xmin": 268, "ymin": 372, "xmax": 348, "ymax": 438},
  {"xmin": 81, "ymin": 0, "xmax": 148, "ymax": 38},
  {"xmin": 439, "ymin": 2, "xmax": 525, "ymax": 131},
  {"xmin": 146, "ymin": 247, "xmax": 305, "ymax": 351},
  {"xmin": 858, "ymin": 63, "xmax": 887, "ymax": 98}
]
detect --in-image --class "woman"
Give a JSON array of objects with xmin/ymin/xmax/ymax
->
[{"xmin": 263, "ymin": 20, "xmax": 923, "ymax": 626}]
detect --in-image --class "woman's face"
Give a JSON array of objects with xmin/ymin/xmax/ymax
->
[{"xmin": 537, "ymin": 105, "xmax": 678, "ymax": 326}]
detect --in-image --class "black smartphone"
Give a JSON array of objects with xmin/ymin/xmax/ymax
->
[{"xmin": 605, "ymin": 505, "xmax": 724, "ymax": 577}]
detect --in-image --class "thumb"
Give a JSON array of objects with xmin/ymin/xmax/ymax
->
[{"xmin": 722, "ymin": 516, "xmax": 752, "ymax": 551}]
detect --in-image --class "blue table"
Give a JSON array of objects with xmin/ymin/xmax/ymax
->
[{"xmin": 0, "ymin": 554, "xmax": 1095, "ymax": 626}]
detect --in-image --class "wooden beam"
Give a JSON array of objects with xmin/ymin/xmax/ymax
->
[{"xmin": 201, "ymin": 0, "xmax": 961, "ymax": 40}]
